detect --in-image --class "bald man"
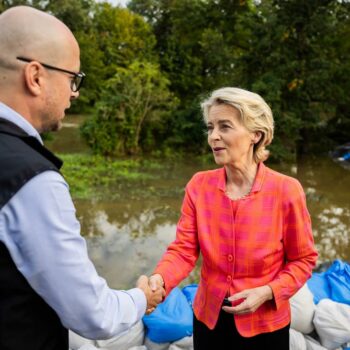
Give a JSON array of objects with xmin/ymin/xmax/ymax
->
[{"xmin": 0, "ymin": 6, "xmax": 164, "ymax": 350}]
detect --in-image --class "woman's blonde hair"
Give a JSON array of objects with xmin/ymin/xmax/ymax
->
[{"xmin": 201, "ymin": 87, "xmax": 274, "ymax": 163}]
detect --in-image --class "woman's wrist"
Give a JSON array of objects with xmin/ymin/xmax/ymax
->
[{"xmin": 264, "ymin": 285, "xmax": 273, "ymax": 301}]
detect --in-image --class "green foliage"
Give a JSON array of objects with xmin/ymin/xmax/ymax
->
[
  {"xmin": 238, "ymin": 0, "xmax": 350, "ymax": 159},
  {"xmin": 81, "ymin": 60, "xmax": 177, "ymax": 155},
  {"xmin": 2, "ymin": 0, "xmax": 350, "ymax": 161},
  {"xmin": 128, "ymin": 0, "xmax": 259, "ymax": 153},
  {"xmin": 59, "ymin": 153, "xmax": 157, "ymax": 199}
]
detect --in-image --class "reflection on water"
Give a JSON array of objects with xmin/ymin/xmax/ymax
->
[
  {"xmin": 293, "ymin": 158, "xmax": 350, "ymax": 264},
  {"xmin": 82, "ymin": 209, "xmax": 177, "ymax": 289},
  {"xmin": 48, "ymin": 117, "xmax": 350, "ymax": 288}
]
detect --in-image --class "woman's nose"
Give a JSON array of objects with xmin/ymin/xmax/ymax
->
[{"xmin": 208, "ymin": 127, "xmax": 220, "ymax": 141}]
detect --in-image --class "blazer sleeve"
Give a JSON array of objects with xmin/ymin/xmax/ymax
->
[
  {"xmin": 153, "ymin": 174, "xmax": 202, "ymax": 296},
  {"xmin": 268, "ymin": 177, "xmax": 318, "ymax": 309}
]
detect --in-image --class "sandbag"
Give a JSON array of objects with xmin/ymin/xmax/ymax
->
[
  {"xmin": 308, "ymin": 260, "xmax": 350, "ymax": 306},
  {"xmin": 144, "ymin": 337, "xmax": 170, "ymax": 350},
  {"xmin": 143, "ymin": 287, "xmax": 193, "ymax": 343},
  {"xmin": 128, "ymin": 347, "xmax": 147, "ymax": 350},
  {"xmin": 95, "ymin": 320, "xmax": 144, "ymax": 350},
  {"xmin": 69, "ymin": 330, "xmax": 96, "ymax": 350},
  {"xmin": 169, "ymin": 336, "xmax": 193, "ymax": 350},
  {"xmin": 289, "ymin": 329, "xmax": 307, "ymax": 350},
  {"xmin": 182, "ymin": 285, "xmax": 198, "ymax": 308},
  {"xmin": 307, "ymin": 272, "xmax": 331, "ymax": 304},
  {"xmin": 304, "ymin": 335, "xmax": 328, "ymax": 350},
  {"xmin": 313, "ymin": 299, "xmax": 350, "ymax": 350},
  {"xmin": 326, "ymin": 260, "xmax": 350, "ymax": 305},
  {"xmin": 290, "ymin": 284, "xmax": 315, "ymax": 334},
  {"xmin": 77, "ymin": 345, "xmax": 99, "ymax": 350}
]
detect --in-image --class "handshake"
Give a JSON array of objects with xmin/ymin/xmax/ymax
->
[{"xmin": 137, "ymin": 274, "xmax": 166, "ymax": 315}]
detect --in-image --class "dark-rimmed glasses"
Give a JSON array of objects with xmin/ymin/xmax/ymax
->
[{"xmin": 16, "ymin": 56, "xmax": 85, "ymax": 92}]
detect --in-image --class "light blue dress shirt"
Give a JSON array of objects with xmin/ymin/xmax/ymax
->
[{"xmin": 0, "ymin": 102, "xmax": 146, "ymax": 339}]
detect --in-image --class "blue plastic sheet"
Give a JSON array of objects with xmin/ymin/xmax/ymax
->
[
  {"xmin": 307, "ymin": 260, "xmax": 350, "ymax": 305},
  {"xmin": 182, "ymin": 284, "xmax": 198, "ymax": 308},
  {"xmin": 326, "ymin": 260, "xmax": 350, "ymax": 305},
  {"xmin": 142, "ymin": 287, "xmax": 194, "ymax": 343},
  {"xmin": 307, "ymin": 272, "xmax": 331, "ymax": 304}
]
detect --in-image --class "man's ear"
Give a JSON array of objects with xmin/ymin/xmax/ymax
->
[
  {"xmin": 23, "ymin": 62, "xmax": 44, "ymax": 96},
  {"xmin": 252, "ymin": 131, "xmax": 262, "ymax": 144}
]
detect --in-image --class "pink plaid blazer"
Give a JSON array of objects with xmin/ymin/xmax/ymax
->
[{"xmin": 154, "ymin": 162, "xmax": 318, "ymax": 337}]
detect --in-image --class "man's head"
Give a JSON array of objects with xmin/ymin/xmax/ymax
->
[{"xmin": 0, "ymin": 6, "xmax": 83, "ymax": 132}]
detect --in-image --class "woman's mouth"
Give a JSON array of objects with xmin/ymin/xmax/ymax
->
[{"xmin": 213, "ymin": 147, "xmax": 225, "ymax": 152}]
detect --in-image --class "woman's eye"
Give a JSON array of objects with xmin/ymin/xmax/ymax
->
[{"xmin": 221, "ymin": 124, "xmax": 230, "ymax": 129}]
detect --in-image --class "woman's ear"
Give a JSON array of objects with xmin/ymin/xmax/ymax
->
[{"xmin": 252, "ymin": 131, "xmax": 262, "ymax": 144}]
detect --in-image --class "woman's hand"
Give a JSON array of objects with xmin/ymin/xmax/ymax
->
[
  {"xmin": 137, "ymin": 275, "xmax": 165, "ymax": 315},
  {"xmin": 222, "ymin": 285, "xmax": 273, "ymax": 315},
  {"xmin": 145, "ymin": 274, "xmax": 165, "ymax": 314}
]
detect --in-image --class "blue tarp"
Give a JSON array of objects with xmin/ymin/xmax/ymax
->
[
  {"xmin": 142, "ymin": 287, "xmax": 194, "ymax": 343},
  {"xmin": 182, "ymin": 284, "xmax": 198, "ymax": 308},
  {"xmin": 307, "ymin": 259, "xmax": 350, "ymax": 305}
]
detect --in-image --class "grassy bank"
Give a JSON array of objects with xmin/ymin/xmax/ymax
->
[{"xmin": 59, "ymin": 154, "xmax": 165, "ymax": 199}]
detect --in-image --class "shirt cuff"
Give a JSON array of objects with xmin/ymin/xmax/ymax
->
[
  {"xmin": 126, "ymin": 287, "xmax": 147, "ymax": 320},
  {"xmin": 268, "ymin": 281, "xmax": 285, "ymax": 310}
]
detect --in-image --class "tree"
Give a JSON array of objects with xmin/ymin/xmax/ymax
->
[
  {"xmin": 238, "ymin": 0, "xmax": 350, "ymax": 160},
  {"xmin": 129, "ymin": 0, "xmax": 254, "ymax": 153},
  {"xmin": 81, "ymin": 60, "xmax": 176, "ymax": 155}
]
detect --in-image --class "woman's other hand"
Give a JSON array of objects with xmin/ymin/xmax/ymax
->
[{"xmin": 222, "ymin": 285, "xmax": 273, "ymax": 315}]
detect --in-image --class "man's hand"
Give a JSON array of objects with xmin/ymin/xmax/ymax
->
[
  {"xmin": 137, "ymin": 275, "xmax": 165, "ymax": 315},
  {"xmin": 222, "ymin": 285, "xmax": 273, "ymax": 315}
]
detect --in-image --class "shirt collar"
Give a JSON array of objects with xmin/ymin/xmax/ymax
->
[
  {"xmin": 218, "ymin": 161, "xmax": 266, "ymax": 193},
  {"xmin": 0, "ymin": 102, "xmax": 43, "ymax": 144}
]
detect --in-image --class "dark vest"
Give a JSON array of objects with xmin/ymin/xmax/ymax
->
[{"xmin": 0, "ymin": 118, "xmax": 68, "ymax": 349}]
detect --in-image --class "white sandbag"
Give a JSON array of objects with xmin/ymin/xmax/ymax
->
[
  {"xmin": 144, "ymin": 336, "xmax": 170, "ymax": 350},
  {"xmin": 313, "ymin": 299, "xmax": 350, "ymax": 350},
  {"xmin": 169, "ymin": 336, "xmax": 193, "ymax": 350},
  {"xmin": 95, "ymin": 321, "xmax": 144, "ymax": 350},
  {"xmin": 305, "ymin": 336, "xmax": 343, "ymax": 350},
  {"xmin": 290, "ymin": 329, "xmax": 307, "ymax": 350},
  {"xmin": 69, "ymin": 330, "xmax": 96, "ymax": 350},
  {"xmin": 128, "ymin": 347, "xmax": 147, "ymax": 350},
  {"xmin": 290, "ymin": 283, "xmax": 315, "ymax": 334},
  {"xmin": 78, "ymin": 345, "xmax": 100, "ymax": 350},
  {"xmin": 304, "ymin": 335, "xmax": 328, "ymax": 350}
]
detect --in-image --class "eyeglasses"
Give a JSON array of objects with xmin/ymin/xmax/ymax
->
[{"xmin": 16, "ymin": 56, "xmax": 85, "ymax": 92}]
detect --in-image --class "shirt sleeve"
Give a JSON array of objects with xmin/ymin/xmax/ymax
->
[
  {"xmin": 268, "ymin": 177, "xmax": 318, "ymax": 309},
  {"xmin": 0, "ymin": 171, "xmax": 146, "ymax": 339},
  {"xmin": 154, "ymin": 175, "xmax": 201, "ymax": 296}
]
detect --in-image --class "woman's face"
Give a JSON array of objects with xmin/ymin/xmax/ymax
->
[{"xmin": 207, "ymin": 104, "xmax": 256, "ymax": 166}]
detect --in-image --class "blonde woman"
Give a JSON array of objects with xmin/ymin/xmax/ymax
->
[{"xmin": 150, "ymin": 87, "xmax": 317, "ymax": 349}]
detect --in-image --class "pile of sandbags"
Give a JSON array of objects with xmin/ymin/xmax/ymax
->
[
  {"xmin": 289, "ymin": 283, "xmax": 350, "ymax": 350},
  {"xmin": 289, "ymin": 259, "xmax": 350, "ymax": 350},
  {"xmin": 70, "ymin": 260, "xmax": 350, "ymax": 350},
  {"xmin": 69, "ymin": 320, "xmax": 145, "ymax": 350},
  {"xmin": 69, "ymin": 286, "xmax": 195, "ymax": 350}
]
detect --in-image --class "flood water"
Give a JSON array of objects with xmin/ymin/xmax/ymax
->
[{"xmin": 46, "ymin": 116, "xmax": 350, "ymax": 290}]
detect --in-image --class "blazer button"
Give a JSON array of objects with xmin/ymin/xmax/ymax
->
[
  {"xmin": 227, "ymin": 275, "xmax": 232, "ymax": 282},
  {"xmin": 228, "ymin": 254, "xmax": 233, "ymax": 262}
]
